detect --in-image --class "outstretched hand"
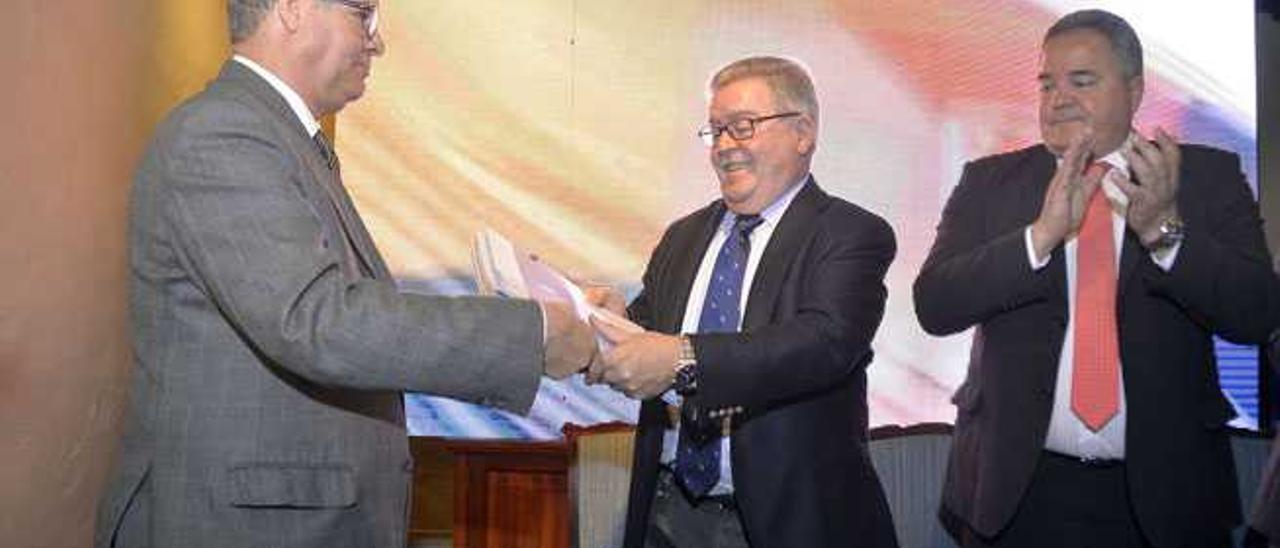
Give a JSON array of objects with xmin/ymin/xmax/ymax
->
[
  {"xmin": 541, "ymin": 302, "xmax": 596, "ymax": 379},
  {"xmin": 586, "ymin": 317, "xmax": 680, "ymax": 400}
]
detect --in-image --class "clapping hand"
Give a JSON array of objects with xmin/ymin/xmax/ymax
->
[
  {"xmin": 1030, "ymin": 130, "xmax": 1107, "ymax": 260},
  {"xmin": 1117, "ymin": 128, "xmax": 1181, "ymax": 248}
]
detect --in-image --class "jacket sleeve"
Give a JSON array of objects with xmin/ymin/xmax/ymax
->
[
  {"xmin": 913, "ymin": 159, "xmax": 1059, "ymax": 336},
  {"xmin": 146, "ymin": 99, "xmax": 543, "ymax": 412},
  {"xmin": 692, "ymin": 210, "xmax": 896, "ymax": 409},
  {"xmin": 1138, "ymin": 148, "xmax": 1280, "ymax": 345}
]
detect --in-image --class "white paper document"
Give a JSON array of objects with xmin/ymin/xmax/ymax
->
[{"xmin": 471, "ymin": 228, "xmax": 642, "ymax": 339}]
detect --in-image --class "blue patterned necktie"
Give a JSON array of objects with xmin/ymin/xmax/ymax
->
[{"xmin": 674, "ymin": 213, "xmax": 764, "ymax": 498}]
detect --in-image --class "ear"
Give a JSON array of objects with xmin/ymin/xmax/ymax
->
[
  {"xmin": 276, "ymin": 0, "xmax": 306, "ymax": 33},
  {"xmin": 794, "ymin": 115, "xmax": 817, "ymax": 156},
  {"xmin": 1126, "ymin": 75, "xmax": 1144, "ymax": 115}
]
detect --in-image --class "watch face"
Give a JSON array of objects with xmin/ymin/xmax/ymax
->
[
  {"xmin": 674, "ymin": 363, "xmax": 697, "ymax": 394},
  {"xmin": 1151, "ymin": 219, "xmax": 1185, "ymax": 251}
]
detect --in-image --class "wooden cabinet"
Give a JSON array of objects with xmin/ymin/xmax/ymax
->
[
  {"xmin": 410, "ymin": 425, "xmax": 635, "ymax": 548},
  {"xmin": 445, "ymin": 439, "xmax": 571, "ymax": 548}
]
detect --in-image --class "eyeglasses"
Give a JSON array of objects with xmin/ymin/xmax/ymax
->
[
  {"xmin": 696, "ymin": 112, "xmax": 800, "ymax": 147},
  {"xmin": 330, "ymin": 0, "xmax": 380, "ymax": 39}
]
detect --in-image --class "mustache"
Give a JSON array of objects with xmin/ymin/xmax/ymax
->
[{"xmin": 715, "ymin": 149, "xmax": 753, "ymax": 171}]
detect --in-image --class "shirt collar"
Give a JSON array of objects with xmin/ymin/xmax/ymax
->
[
  {"xmin": 232, "ymin": 55, "xmax": 322, "ymax": 138},
  {"xmin": 1096, "ymin": 134, "xmax": 1135, "ymax": 207},
  {"xmin": 1051, "ymin": 135, "xmax": 1134, "ymax": 208},
  {"xmin": 1096, "ymin": 135, "xmax": 1132, "ymax": 176}
]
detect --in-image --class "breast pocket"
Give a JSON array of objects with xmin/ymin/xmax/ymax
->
[{"xmin": 218, "ymin": 462, "xmax": 357, "ymax": 509}]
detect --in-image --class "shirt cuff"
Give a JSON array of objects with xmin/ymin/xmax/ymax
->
[
  {"xmin": 1150, "ymin": 241, "xmax": 1181, "ymax": 271},
  {"xmin": 537, "ymin": 302, "xmax": 548, "ymax": 342},
  {"xmin": 1025, "ymin": 226, "xmax": 1050, "ymax": 270}
]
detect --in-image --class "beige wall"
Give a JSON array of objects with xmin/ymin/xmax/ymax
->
[{"xmin": 0, "ymin": 1, "xmax": 226, "ymax": 546}]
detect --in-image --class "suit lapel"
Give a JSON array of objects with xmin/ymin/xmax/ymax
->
[
  {"xmin": 742, "ymin": 181, "xmax": 829, "ymax": 330},
  {"xmin": 1116, "ymin": 225, "xmax": 1143, "ymax": 303},
  {"xmin": 320, "ymin": 170, "xmax": 393, "ymax": 279},
  {"xmin": 661, "ymin": 203, "xmax": 725, "ymax": 333},
  {"xmin": 219, "ymin": 61, "xmax": 390, "ymax": 280},
  {"xmin": 1117, "ymin": 145, "xmax": 1189, "ymax": 302}
]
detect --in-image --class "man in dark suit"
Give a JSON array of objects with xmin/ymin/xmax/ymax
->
[
  {"xmin": 1253, "ymin": 329, "xmax": 1280, "ymax": 547},
  {"xmin": 914, "ymin": 9, "xmax": 1279, "ymax": 548},
  {"xmin": 589, "ymin": 56, "xmax": 898, "ymax": 548},
  {"xmin": 95, "ymin": 1, "xmax": 595, "ymax": 547}
]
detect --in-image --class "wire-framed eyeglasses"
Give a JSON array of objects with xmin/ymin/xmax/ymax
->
[
  {"xmin": 696, "ymin": 112, "xmax": 801, "ymax": 147},
  {"xmin": 330, "ymin": 0, "xmax": 380, "ymax": 39}
]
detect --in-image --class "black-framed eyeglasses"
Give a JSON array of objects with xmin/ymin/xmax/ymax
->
[
  {"xmin": 696, "ymin": 112, "xmax": 800, "ymax": 147},
  {"xmin": 330, "ymin": 0, "xmax": 380, "ymax": 39}
]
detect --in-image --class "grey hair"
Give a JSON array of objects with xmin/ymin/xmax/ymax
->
[
  {"xmin": 1044, "ymin": 9, "xmax": 1144, "ymax": 80},
  {"xmin": 228, "ymin": 0, "xmax": 279, "ymax": 44},
  {"xmin": 709, "ymin": 56, "xmax": 819, "ymax": 125}
]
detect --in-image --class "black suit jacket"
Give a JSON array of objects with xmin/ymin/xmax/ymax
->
[
  {"xmin": 1252, "ymin": 335, "xmax": 1280, "ymax": 541},
  {"xmin": 914, "ymin": 144, "xmax": 1278, "ymax": 546},
  {"xmin": 1254, "ymin": 428, "xmax": 1280, "ymax": 544},
  {"xmin": 621, "ymin": 181, "xmax": 899, "ymax": 548}
]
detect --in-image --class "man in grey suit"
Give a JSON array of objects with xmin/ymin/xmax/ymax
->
[{"xmin": 95, "ymin": 1, "xmax": 596, "ymax": 546}]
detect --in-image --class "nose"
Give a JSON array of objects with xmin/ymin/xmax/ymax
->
[
  {"xmin": 368, "ymin": 31, "xmax": 386, "ymax": 56},
  {"xmin": 1048, "ymin": 85, "xmax": 1075, "ymax": 110}
]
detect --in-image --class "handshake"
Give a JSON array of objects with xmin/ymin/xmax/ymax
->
[{"xmin": 541, "ymin": 287, "xmax": 682, "ymax": 400}]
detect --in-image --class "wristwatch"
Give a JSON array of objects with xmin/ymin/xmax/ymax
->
[
  {"xmin": 672, "ymin": 335, "xmax": 698, "ymax": 394},
  {"xmin": 1147, "ymin": 215, "xmax": 1185, "ymax": 252}
]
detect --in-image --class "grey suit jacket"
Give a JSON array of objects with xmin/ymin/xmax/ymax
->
[{"xmin": 96, "ymin": 61, "xmax": 545, "ymax": 548}]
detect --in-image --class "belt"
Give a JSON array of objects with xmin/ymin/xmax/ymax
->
[{"xmin": 1043, "ymin": 449, "xmax": 1124, "ymax": 469}]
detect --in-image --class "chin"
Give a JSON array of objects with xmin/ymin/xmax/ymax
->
[
  {"xmin": 1042, "ymin": 125, "xmax": 1083, "ymax": 155},
  {"xmin": 719, "ymin": 175, "xmax": 755, "ymax": 197}
]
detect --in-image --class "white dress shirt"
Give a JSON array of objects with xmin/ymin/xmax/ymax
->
[
  {"xmin": 1024, "ymin": 146, "xmax": 1180, "ymax": 460},
  {"xmin": 659, "ymin": 175, "xmax": 810, "ymax": 495},
  {"xmin": 233, "ymin": 55, "xmax": 321, "ymax": 138}
]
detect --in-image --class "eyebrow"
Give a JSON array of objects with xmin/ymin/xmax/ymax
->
[
  {"xmin": 709, "ymin": 109, "xmax": 763, "ymax": 122},
  {"xmin": 1037, "ymin": 69, "xmax": 1099, "ymax": 82}
]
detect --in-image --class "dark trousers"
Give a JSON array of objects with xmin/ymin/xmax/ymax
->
[
  {"xmin": 644, "ymin": 468, "xmax": 750, "ymax": 548},
  {"xmin": 962, "ymin": 451, "xmax": 1231, "ymax": 548}
]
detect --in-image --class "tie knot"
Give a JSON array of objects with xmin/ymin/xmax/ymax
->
[
  {"xmin": 1087, "ymin": 161, "xmax": 1112, "ymax": 178},
  {"xmin": 733, "ymin": 214, "xmax": 764, "ymax": 238}
]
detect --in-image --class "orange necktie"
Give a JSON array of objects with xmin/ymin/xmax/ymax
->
[{"xmin": 1071, "ymin": 162, "xmax": 1120, "ymax": 431}]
